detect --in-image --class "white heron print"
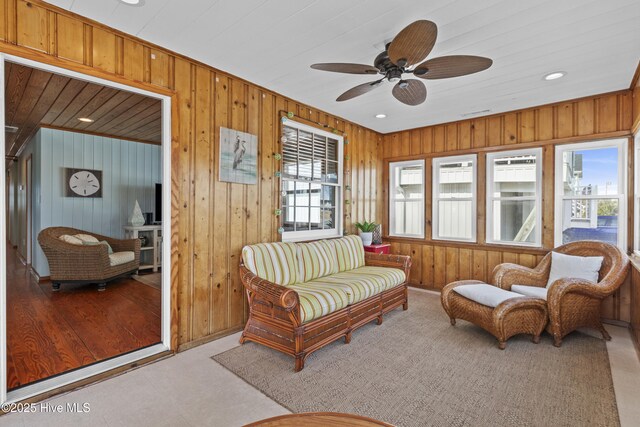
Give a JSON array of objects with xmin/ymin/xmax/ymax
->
[{"xmin": 219, "ymin": 127, "xmax": 257, "ymax": 184}]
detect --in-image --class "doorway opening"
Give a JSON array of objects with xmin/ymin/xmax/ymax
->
[{"xmin": 1, "ymin": 54, "xmax": 172, "ymax": 404}]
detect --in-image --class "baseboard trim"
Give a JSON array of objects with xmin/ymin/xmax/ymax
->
[
  {"xmin": 602, "ymin": 319, "xmax": 630, "ymax": 328},
  {"xmin": 632, "ymin": 329, "xmax": 640, "ymax": 362},
  {"xmin": 28, "ymin": 267, "xmax": 50, "ymax": 283},
  {"xmin": 177, "ymin": 326, "xmax": 244, "ymax": 352}
]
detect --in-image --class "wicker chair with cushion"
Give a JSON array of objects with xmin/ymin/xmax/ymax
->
[
  {"xmin": 492, "ymin": 241, "xmax": 629, "ymax": 347},
  {"xmin": 38, "ymin": 227, "xmax": 141, "ymax": 291}
]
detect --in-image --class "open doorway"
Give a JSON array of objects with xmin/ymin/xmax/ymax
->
[{"xmin": 2, "ymin": 55, "xmax": 171, "ymax": 402}]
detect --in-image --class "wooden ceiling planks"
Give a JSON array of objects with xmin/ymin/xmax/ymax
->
[{"xmin": 4, "ymin": 63, "xmax": 161, "ymax": 160}]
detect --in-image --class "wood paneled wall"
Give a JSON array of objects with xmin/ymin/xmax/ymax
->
[
  {"xmin": 633, "ymin": 61, "xmax": 640, "ymax": 134},
  {"xmin": 382, "ymin": 91, "xmax": 634, "ymax": 322},
  {"xmin": 0, "ymin": 0, "xmax": 383, "ymax": 349}
]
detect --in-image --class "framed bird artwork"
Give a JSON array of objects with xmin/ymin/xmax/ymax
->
[{"xmin": 219, "ymin": 127, "xmax": 258, "ymax": 185}]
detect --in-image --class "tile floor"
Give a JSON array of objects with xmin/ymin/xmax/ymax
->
[{"xmin": 1, "ymin": 289, "xmax": 638, "ymax": 426}]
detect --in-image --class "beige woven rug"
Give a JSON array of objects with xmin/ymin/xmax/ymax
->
[{"xmin": 213, "ymin": 290, "xmax": 619, "ymax": 427}]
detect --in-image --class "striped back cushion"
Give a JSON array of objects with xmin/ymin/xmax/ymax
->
[
  {"xmin": 332, "ymin": 235, "xmax": 365, "ymax": 272},
  {"xmin": 296, "ymin": 240, "xmax": 338, "ymax": 283},
  {"xmin": 241, "ymin": 242, "xmax": 299, "ymax": 286}
]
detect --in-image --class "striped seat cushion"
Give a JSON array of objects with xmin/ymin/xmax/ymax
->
[
  {"xmin": 332, "ymin": 235, "xmax": 365, "ymax": 272},
  {"xmin": 309, "ymin": 266, "xmax": 406, "ymax": 304},
  {"xmin": 241, "ymin": 242, "xmax": 299, "ymax": 286},
  {"xmin": 287, "ymin": 282, "xmax": 350, "ymax": 323},
  {"xmin": 296, "ymin": 240, "xmax": 338, "ymax": 283}
]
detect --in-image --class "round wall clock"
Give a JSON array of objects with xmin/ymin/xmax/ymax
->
[{"xmin": 65, "ymin": 168, "xmax": 103, "ymax": 198}]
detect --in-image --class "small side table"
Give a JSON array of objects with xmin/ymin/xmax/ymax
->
[{"xmin": 363, "ymin": 243, "xmax": 390, "ymax": 254}]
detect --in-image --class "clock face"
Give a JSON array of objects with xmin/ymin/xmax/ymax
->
[{"xmin": 69, "ymin": 171, "xmax": 101, "ymax": 197}]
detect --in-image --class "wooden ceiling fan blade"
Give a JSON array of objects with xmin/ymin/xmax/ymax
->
[
  {"xmin": 388, "ymin": 20, "xmax": 437, "ymax": 67},
  {"xmin": 413, "ymin": 55, "xmax": 493, "ymax": 79},
  {"xmin": 336, "ymin": 80, "xmax": 383, "ymax": 102},
  {"xmin": 311, "ymin": 63, "xmax": 380, "ymax": 75},
  {"xmin": 392, "ymin": 79, "xmax": 426, "ymax": 106}
]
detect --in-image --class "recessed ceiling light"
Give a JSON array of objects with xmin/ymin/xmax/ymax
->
[
  {"xmin": 119, "ymin": 0, "xmax": 144, "ymax": 6},
  {"xmin": 543, "ymin": 71, "xmax": 566, "ymax": 81},
  {"xmin": 78, "ymin": 117, "xmax": 94, "ymax": 123},
  {"xmin": 375, "ymin": 114, "xmax": 387, "ymax": 119}
]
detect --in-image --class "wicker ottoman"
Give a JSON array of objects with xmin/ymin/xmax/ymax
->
[{"xmin": 441, "ymin": 280, "xmax": 548, "ymax": 349}]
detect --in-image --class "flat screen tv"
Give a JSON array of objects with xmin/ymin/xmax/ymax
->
[{"xmin": 155, "ymin": 183, "xmax": 162, "ymax": 223}]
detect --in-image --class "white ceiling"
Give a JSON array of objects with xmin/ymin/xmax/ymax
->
[{"xmin": 48, "ymin": 0, "xmax": 640, "ymax": 133}]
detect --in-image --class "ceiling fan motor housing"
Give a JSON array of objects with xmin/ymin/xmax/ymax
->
[{"xmin": 387, "ymin": 68, "xmax": 403, "ymax": 82}]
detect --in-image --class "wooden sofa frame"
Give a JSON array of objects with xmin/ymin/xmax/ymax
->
[{"xmin": 239, "ymin": 252, "xmax": 412, "ymax": 371}]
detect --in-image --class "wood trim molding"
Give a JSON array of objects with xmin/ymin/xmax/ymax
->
[
  {"xmin": 39, "ymin": 125, "xmax": 161, "ymax": 146},
  {"xmin": 385, "ymin": 89, "xmax": 631, "ymax": 135},
  {"xmin": 176, "ymin": 326, "xmax": 243, "ymax": 352},
  {"xmin": 382, "ymin": 130, "xmax": 631, "ymax": 162},
  {"xmin": 383, "ymin": 236, "xmax": 549, "ymax": 256}
]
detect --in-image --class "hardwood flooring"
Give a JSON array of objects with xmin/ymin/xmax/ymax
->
[{"xmin": 6, "ymin": 244, "xmax": 161, "ymax": 390}]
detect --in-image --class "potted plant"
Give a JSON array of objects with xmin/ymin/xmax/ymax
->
[{"xmin": 355, "ymin": 221, "xmax": 378, "ymax": 246}]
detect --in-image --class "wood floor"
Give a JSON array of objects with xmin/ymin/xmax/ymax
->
[{"xmin": 6, "ymin": 244, "xmax": 161, "ymax": 390}]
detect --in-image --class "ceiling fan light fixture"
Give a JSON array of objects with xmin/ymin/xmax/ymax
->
[
  {"xmin": 543, "ymin": 71, "xmax": 566, "ymax": 81},
  {"xmin": 375, "ymin": 114, "xmax": 387, "ymax": 119},
  {"xmin": 119, "ymin": 0, "xmax": 145, "ymax": 6}
]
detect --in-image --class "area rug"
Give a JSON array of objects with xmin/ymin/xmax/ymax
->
[
  {"xmin": 132, "ymin": 273, "xmax": 161, "ymax": 290},
  {"xmin": 213, "ymin": 289, "xmax": 619, "ymax": 427}
]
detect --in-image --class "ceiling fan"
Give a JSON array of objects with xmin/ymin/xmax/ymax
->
[{"xmin": 310, "ymin": 20, "xmax": 493, "ymax": 106}]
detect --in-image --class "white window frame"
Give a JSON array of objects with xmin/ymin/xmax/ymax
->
[
  {"xmin": 635, "ymin": 133, "xmax": 640, "ymax": 255},
  {"xmin": 389, "ymin": 159, "xmax": 425, "ymax": 238},
  {"xmin": 280, "ymin": 119, "xmax": 343, "ymax": 242},
  {"xmin": 555, "ymin": 138, "xmax": 627, "ymax": 250},
  {"xmin": 486, "ymin": 147, "xmax": 543, "ymax": 247},
  {"xmin": 432, "ymin": 154, "xmax": 477, "ymax": 242}
]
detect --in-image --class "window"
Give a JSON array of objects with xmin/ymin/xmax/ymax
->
[
  {"xmin": 486, "ymin": 148, "xmax": 542, "ymax": 246},
  {"xmin": 389, "ymin": 160, "xmax": 425, "ymax": 238},
  {"xmin": 555, "ymin": 139, "xmax": 627, "ymax": 250},
  {"xmin": 432, "ymin": 155, "xmax": 477, "ymax": 242},
  {"xmin": 280, "ymin": 120, "xmax": 342, "ymax": 241}
]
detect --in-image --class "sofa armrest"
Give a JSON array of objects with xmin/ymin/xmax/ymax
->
[
  {"xmin": 364, "ymin": 252, "xmax": 412, "ymax": 279},
  {"xmin": 106, "ymin": 237, "xmax": 141, "ymax": 257},
  {"xmin": 240, "ymin": 264, "xmax": 300, "ymax": 312}
]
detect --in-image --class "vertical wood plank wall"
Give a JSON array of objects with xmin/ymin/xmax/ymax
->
[
  {"xmin": 382, "ymin": 91, "xmax": 634, "ymax": 322},
  {"xmin": 0, "ymin": 0, "xmax": 383, "ymax": 349}
]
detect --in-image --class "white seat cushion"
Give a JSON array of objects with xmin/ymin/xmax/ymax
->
[
  {"xmin": 547, "ymin": 251, "xmax": 604, "ymax": 287},
  {"xmin": 453, "ymin": 284, "xmax": 524, "ymax": 308},
  {"xmin": 511, "ymin": 285, "xmax": 548, "ymax": 301},
  {"xmin": 109, "ymin": 251, "xmax": 135, "ymax": 266}
]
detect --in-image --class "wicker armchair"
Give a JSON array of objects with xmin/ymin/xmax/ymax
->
[
  {"xmin": 491, "ymin": 241, "xmax": 629, "ymax": 347},
  {"xmin": 38, "ymin": 227, "xmax": 141, "ymax": 291}
]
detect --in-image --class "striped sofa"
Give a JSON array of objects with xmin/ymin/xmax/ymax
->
[{"xmin": 239, "ymin": 235, "xmax": 412, "ymax": 371}]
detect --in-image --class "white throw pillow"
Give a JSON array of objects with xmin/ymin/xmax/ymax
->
[
  {"xmin": 74, "ymin": 233, "xmax": 99, "ymax": 243},
  {"xmin": 511, "ymin": 285, "xmax": 548, "ymax": 301},
  {"xmin": 546, "ymin": 251, "xmax": 604, "ymax": 288},
  {"xmin": 59, "ymin": 234, "xmax": 83, "ymax": 245},
  {"xmin": 453, "ymin": 284, "xmax": 524, "ymax": 308}
]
